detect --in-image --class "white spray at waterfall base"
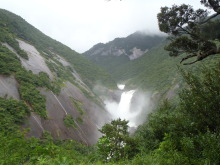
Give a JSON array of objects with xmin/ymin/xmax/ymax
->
[
  {"xmin": 117, "ymin": 84, "xmax": 125, "ymax": 90},
  {"xmin": 105, "ymin": 85, "xmax": 152, "ymax": 128}
]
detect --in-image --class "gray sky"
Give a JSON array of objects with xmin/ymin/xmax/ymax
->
[{"xmin": 0, "ymin": 0, "xmax": 204, "ymax": 53}]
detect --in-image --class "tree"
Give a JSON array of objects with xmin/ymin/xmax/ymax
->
[
  {"xmin": 179, "ymin": 62, "xmax": 220, "ymax": 133},
  {"xmin": 157, "ymin": 0, "xmax": 220, "ymax": 65},
  {"xmin": 97, "ymin": 118, "xmax": 138, "ymax": 162}
]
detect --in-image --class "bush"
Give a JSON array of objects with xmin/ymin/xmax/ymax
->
[{"xmin": 64, "ymin": 115, "xmax": 77, "ymax": 128}]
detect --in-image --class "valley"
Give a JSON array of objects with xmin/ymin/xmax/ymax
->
[{"xmin": 0, "ymin": 2, "xmax": 220, "ymax": 164}]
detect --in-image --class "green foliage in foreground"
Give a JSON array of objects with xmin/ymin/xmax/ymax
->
[
  {"xmin": 0, "ymin": 132, "xmax": 95, "ymax": 165},
  {"xmin": 97, "ymin": 119, "xmax": 139, "ymax": 162},
  {"xmin": 0, "ymin": 98, "xmax": 94, "ymax": 164},
  {"xmin": 0, "ymin": 62, "xmax": 220, "ymax": 165},
  {"xmin": 134, "ymin": 62, "xmax": 220, "ymax": 164}
]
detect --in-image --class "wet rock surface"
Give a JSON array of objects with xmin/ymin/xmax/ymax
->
[
  {"xmin": 17, "ymin": 39, "xmax": 54, "ymax": 79},
  {"xmin": 0, "ymin": 75, "xmax": 20, "ymax": 100},
  {"xmin": 23, "ymin": 82, "xmax": 110, "ymax": 145},
  {"xmin": 2, "ymin": 40, "xmax": 110, "ymax": 145}
]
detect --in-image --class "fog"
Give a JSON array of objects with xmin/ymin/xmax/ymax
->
[
  {"xmin": 104, "ymin": 85, "xmax": 153, "ymax": 127},
  {"xmin": 0, "ymin": 0, "xmax": 204, "ymax": 53}
]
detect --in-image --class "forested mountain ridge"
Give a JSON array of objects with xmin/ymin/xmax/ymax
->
[
  {"xmin": 84, "ymin": 32, "xmax": 165, "ymax": 75},
  {"xmin": 85, "ymin": 32, "xmax": 165, "ymax": 59},
  {"xmin": 113, "ymin": 39, "xmax": 220, "ymax": 91},
  {"xmin": 0, "ymin": 8, "xmax": 115, "ymax": 145},
  {"xmin": 84, "ymin": 15, "xmax": 220, "ymax": 98}
]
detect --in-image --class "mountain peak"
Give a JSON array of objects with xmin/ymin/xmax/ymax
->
[{"xmin": 85, "ymin": 32, "xmax": 166, "ymax": 60}]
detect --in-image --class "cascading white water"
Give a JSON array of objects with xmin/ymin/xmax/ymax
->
[
  {"xmin": 117, "ymin": 84, "xmax": 125, "ymax": 90},
  {"xmin": 105, "ymin": 85, "xmax": 137, "ymax": 127},
  {"xmin": 118, "ymin": 90, "xmax": 135, "ymax": 113},
  {"xmin": 105, "ymin": 84, "xmax": 152, "ymax": 128},
  {"xmin": 116, "ymin": 90, "xmax": 136, "ymax": 126}
]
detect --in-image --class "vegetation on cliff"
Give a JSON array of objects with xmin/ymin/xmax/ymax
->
[
  {"xmin": 0, "ymin": 9, "xmax": 117, "ymax": 89},
  {"xmin": 0, "ymin": 0, "xmax": 220, "ymax": 164},
  {"xmin": 0, "ymin": 61, "xmax": 219, "ymax": 165}
]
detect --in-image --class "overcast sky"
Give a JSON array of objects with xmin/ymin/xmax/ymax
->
[{"xmin": 0, "ymin": 0, "xmax": 204, "ymax": 53}]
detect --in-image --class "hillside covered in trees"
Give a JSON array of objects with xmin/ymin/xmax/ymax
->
[
  {"xmin": 0, "ymin": 0, "xmax": 220, "ymax": 164},
  {"xmin": 84, "ymin": 32, "xmax": 165, "ymax": 75}
]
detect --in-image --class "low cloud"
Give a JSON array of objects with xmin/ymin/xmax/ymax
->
[{"xmin": 0, "ymin": 0, "xmax": 203, "ymax": 53}]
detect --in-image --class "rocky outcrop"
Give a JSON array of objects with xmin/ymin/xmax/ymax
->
[
  {"xmin": 129, "ymin": 47, "xmax": 148, "ymax": 60},
  {"xmin": 89, "ymin": 46, "xmax": 148, "ymax": 60},
  {"xmin": 17, "ymin": 39, "xmax": 54, "ymax": 79},
  {"xmin": 22, "ymin": 82, "xmax": 110, "ymax": 145},
  {"xmin": 3, "ymin": 41, "xmax": 54, "ymax": 79},
  {"xmin": 84, "ymin": 31, "xmax": 165, "ymax": 61},
  {"xmin": 1, "ymin": 40, "xmax": 110, "ymax": 145},
  {"xmin": 0, "ymin": 75, "xmax": 20, "ymax": 100}
]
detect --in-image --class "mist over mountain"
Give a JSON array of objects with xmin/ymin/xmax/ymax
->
[
  {"xmin": 84, "ymin": 32, "xmax": 166, "ymax": 77},
  {"xmin": 85, "ymin": 32, "xmax": 165, "ymax": 59}
]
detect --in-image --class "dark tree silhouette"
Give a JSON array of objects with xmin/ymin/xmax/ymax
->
[{"xmin": 157, "ymin": 0, "xmax": 220, "ymax": 65}]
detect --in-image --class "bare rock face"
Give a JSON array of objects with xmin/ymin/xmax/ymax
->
[
  {"xmin": 46, "ymin": 50, "xmax": 71, "ymax": 67},
  {"xmin": 23, "ymin": 82, "xmax": 110, "ymax": 145},
  {"xmin": 87, "ymin": 45, "xmax": 147, "ymax": 60},
  {"xmin": 1, "ymin": 40, "xmax": 110, "ymax": 145},
  {"xmin": 97, "ymin": 47, "xmax": 147, "ymax": 60},
  {"xmin": 3, "ymin": 41, "xmax": 54, "ymax": 79},
  {"xmin": 0, "ymin": 75, "xmax": 20, "ymax": 100},
  {"xmin": 129, "ymin": 47, "xmax": 148, "ymax": 60},
  {"xmin": 0, "ymin": 77, "xmax": 106, "ymax": 145},
  {"xmin": 17, "ymin": 39, "xmax": 54, "ymax": 79}
]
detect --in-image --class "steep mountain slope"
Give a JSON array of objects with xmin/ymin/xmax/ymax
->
[
  {"xmin": 0, "ymin": 9, "xmax": 115, "ymax": 145},
  {"xmin": 0, "ymin": 9, "xmax": 116, "ymax": 89},
  {"xmin": 84, "ymin": 32, "xmax": 165, "ymax": 74}
]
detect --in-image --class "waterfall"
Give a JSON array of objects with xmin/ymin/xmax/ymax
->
[
  {"xmin": 105, "ymin": 84, "xmax": 152, "ymax": 128},
  {"xmin": 117, "ymin": 84, "xmax": 125, "ymax": 90},
  {"xmin": 117, "ymin": 90, "xmax": 136, "ymax": 126},
  {"xmin": 105, "ymin": 85, "xmax": 137, "ymax": 127}
]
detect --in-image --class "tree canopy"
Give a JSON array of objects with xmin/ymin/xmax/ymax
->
[
  {"xmin": 97, "ymin": 118, "xmax": 138, "ymax": 162},
  {"xmin": 158, "ymin": 0, "xmax": 220, "ymax": 65}
]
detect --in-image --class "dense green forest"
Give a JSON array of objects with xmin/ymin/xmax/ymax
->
[
  {"xmin": 1, "ymin": 61, "xmax": 219, "ymax": 164},
  {"xmin": 0, "ymin": 1, "xmax": 220, "ymax": 164}
]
